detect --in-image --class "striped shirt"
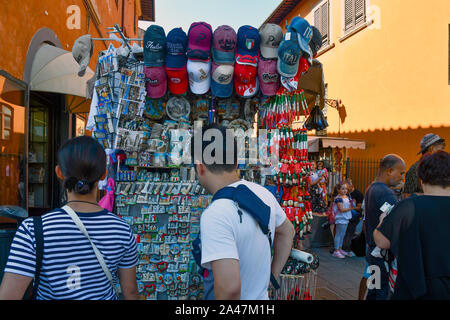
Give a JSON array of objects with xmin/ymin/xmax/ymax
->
[{"xmin": 4, "ymin": 209, "xmax": 137, "ymax": 300}]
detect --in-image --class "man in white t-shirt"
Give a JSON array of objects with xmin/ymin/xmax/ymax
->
[{"xmin": 192, "ymin": 124, "xmax": 294, "ymax": 300}]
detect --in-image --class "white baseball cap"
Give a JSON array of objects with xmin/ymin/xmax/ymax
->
[{"xmin": 187, "ymin": 59, "xmax": 211, "ymax": 95}]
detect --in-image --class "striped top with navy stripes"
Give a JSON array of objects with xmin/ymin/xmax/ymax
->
[{"xmin": 4, "ymin": 209, "xmax": 137, "ymax": 300}]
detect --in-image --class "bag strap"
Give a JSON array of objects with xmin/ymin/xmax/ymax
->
[
  {"xmin": 32, "ymin": 216, "xmax": 44, "ymax": 300},
  {"xmin": 61, "ymin": 205, "xmax": 119, "ymax": 298},
  {"xmin": 212, "ymin": 186, "xmax": 280, "ymax": 290}
]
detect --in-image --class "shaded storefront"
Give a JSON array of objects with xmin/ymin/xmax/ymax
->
[
  {"xmin": 0, "ymin": 72, "xmax": 27, "ymax": 209},
  {"xmin": 307, "ymin": 136, "xmax": 367, "ymax": 194}
]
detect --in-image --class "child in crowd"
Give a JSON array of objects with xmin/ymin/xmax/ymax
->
[{"xmin": 331, "ymin": 183, "xmax": 355, "ymax": 258}]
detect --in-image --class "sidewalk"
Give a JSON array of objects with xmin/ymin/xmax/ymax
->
[{"xmin": 311, "ymin": 247, "xmax": 366, "ymax": 300}]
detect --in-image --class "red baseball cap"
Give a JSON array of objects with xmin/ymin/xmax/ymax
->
[
  {"xmin": 165, "ymin": 65, "xmax": 188, "ymax": 95},
  {"xmin": 234, "ymin": 62, "xmax": 258, "ymax": 97}
]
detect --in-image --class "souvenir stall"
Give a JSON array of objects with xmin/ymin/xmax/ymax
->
[{"xmin": 81, "ymin": 17, "xmax": 325, "ymax": 300}]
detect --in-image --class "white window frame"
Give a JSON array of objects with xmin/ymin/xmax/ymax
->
[
  {"xmin": 313, "ymin": 0, "xmax": 332, "ymax": 49},
  {"xmin": 340, "ymin": 0, "xmax": 374, "ymax": 42}
]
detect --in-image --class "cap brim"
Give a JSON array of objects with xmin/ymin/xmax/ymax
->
[
  {"xmin": 297, "ymin": 34, "xmax": 312, "ymax": 58},
  {"xmin": 260, "ymin": 46, "xmax": 278, "ymax": 59},
  {"xmin": 166, "ymin": 54, "xmax": 187, "ymax": 68},
  {"xmin": 277, "ymin": 58, "xmax": 299, "ymax": 78},
  {"xmin": 147, "ymin": 85, "xmax": 167, "ymax": 99},
  {"xmin": 189, "ymin": 78, "xmax": 211, "ymax": 95},
  {"xmin": 236, "ymin": 47, "xmax": 259, "ymax": 58},
  {"xmin": 212, "ymin": 49, "xmax": 235, "ymax": 64},
  {"xmin": 259, "ymin": 82, "xmax": 279, "ymax": 96},
  {"xmin": 235, "ymin": 79, "xmax": 259, "ymax": 97},
  {"xmin": 211, "ymin": 80, "xmax": 233, "ymax": 98},
  {"xmin": 168, "ymin": 81, "xmax": 188, "ymax": 95}
]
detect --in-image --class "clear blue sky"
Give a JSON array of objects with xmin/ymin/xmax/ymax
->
[{"xmin": 138, "ymin": 0, "xmax": 283, "ymax": 34}]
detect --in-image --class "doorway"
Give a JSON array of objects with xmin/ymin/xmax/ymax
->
[{"xmin": 28, "ymin": 92, "xmax": 69, "ymax": 216}]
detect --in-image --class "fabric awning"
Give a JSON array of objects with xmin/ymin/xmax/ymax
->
[
  {"xmin": 29, "ymin": 44, "xmax": 94, "ymax": 98},
  {"xmin": 308, "ymin": 136, "xmax": 366, "ymax": 152}
]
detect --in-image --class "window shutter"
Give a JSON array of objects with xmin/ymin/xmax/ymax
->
[
  {"xmin": 314, "ymin": 6, "xmax": 321, "ymax": 31},
  {"xmin": 321, "ymin": 1, "xmax": 329, "ymax": 45},
  {"xmin": 344, "ymin": 0, "xmax": 354, "ymax": 31},
  {"xmin": 314, "ymin": 6, "xmax": 323, "ymax": 47},
  {"xmin": 355, "ymin": 0, "xmax": 366, "ymax": 25},
  {"xmin": 314, "ymin": 1, "xmax": 330, "ymax": 48}
]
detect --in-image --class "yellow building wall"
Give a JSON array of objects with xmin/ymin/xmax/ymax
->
[{"xmin": 279, "ymin": 0, "xmax": 450, "ymax": 166}]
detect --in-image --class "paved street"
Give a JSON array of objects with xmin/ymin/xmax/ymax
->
[{"xmin": 311, "ymin": 247, "xmax": 366, "ymax": 300}]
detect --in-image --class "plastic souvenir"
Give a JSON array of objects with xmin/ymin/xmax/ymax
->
[
  {"xmin": 143, "ymin": 97, "xmax": 165, "ymax": 120},
  {"xmin": 166, "ymin": 96, "xmax": 191, "ymax": 121}
]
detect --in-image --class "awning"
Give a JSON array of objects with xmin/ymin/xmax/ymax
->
[
  {"xmin": 29, "ymin": 44, "xmax": 94, "ymax": 98},
  {"xmin": 66, "ymin": 94, "xmax": 91, "ymax": 113},
  {"xmin": 308, "ymin": 136, "xmax": 366, "ymax": 152}
]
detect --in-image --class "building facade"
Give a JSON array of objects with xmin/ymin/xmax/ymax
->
[
  {"xmin": 0, "ymin": 0, "xmax": 154, "ymax": 215},
  {"xmin": 264, "ymin": 0, "xmax": 450, "ymax": 174}
]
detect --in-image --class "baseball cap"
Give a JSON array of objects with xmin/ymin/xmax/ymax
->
[
  {"xmin": 309, "ymin": 26, "xmax": 322, "ymax": 57},
  {"xmin": 72, "ymin": 34, "xmax": 93, "ymax": 76},
  {"xmin": 234, "ymin": 62, "xmax": 258, "ymax": 98},
  {"xmin": 212, "ymin": 25, "xmax": 237, "ymax": 64},
  {"xmin": 280, "ymin": 75, "xmax": 297, "ymax": 92},
  {"xmin": 187, "ymin": 59, "xmax": 211, "ymax": 95},
  {"xmin": 259, "ymin": 23, "xmax": 283, "ymax": 59},
  {"xmin": 235, "ymin": 25, "xmax": 260, "ymax": 66},
  {"xmin": 166, "ymin": 27, "xmax": 188, "ymax": 68},
  {"xmin": 287, "ymin": 17, "xmax": 313, "ymax": 60},
  {"xmin": 144, "ymin": 66, "xmax": 167, "ymax": 98},
  {"xmin": 165, "ymin": 65, "xmax": 188, "ymax": 95},
  {"xmin": 211, "ymin": 62, "xmax": 234, "ymax": 98},
  {"xmin": 144, "ymin": 25, "xmax": 166, "ymax": 67},
  {"xmin": 258, "ymin": 58, "xmax": 279, "ymax": 96},
  {"xmin": 277, "ymin": 31, "xmax": 301, "ymax": 78},
  {"xmin": 418, "ymin": 133, "xmax": 445, "ymax": 154},
  {"xmin": 187, "ymin": 22, "xmax": 213, "ymax": 61}
]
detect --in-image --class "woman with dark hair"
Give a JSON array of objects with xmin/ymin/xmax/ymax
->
[
  {"xmin": 373, "ymin": 151, "xmax": 450, "ymax": 299},
  {"xmin": 0, "ymin": 136, "xmax": 139, "ymax": 300}
]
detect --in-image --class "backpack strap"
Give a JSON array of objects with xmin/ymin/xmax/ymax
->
[
  {"xmin": 32, "ymin": 216, "xmax": 44, "ymax": 300},
  {"xmin": 212, "ymin": 185, "xmax": 280, "ymax": 290}
]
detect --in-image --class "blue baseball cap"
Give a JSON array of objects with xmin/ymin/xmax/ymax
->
[
  {"xmin": 236, "ymin": 25, "xmax": 261, "ymax": 58},
  {"xmin": 211, "ymin": 62, "xmax": 234, "ymax": 98},
  {"xmin": 277, "ymin": 31, "xmax": 302, "ymax": 78},
  {"xmin": 144, "ymin": 25, "xmax": 166, "ymax": 67},
  {"xmin": 287, "ymin": 17, "xmax": 313, "ymax": 59},
  {"xmin": 166, "ymin": 28, "xmax": 188, "ymax": 68}
]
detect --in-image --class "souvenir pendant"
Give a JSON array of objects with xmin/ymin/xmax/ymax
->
[
  {"xmin": 156, "ymin": 261, "xmax": 168, "ymax": 272},
  {"xmin": 163, "ymin": 273, "xmax": 174, "ymax": 286},
  {"xmin": 144, "ymin": 284, "xmax": 156, "ymax": 296},
  {"xmin": 156, "ymin": 283, "xmax": 167, "ymax": 293}
]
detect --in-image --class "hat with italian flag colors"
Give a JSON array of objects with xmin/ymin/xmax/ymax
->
[{"xmin": 235, "ymin": 25, "xmax": 260, "ymax": 66}]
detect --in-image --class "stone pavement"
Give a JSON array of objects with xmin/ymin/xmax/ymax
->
[{"xmin": 311, "ymin": 247, "xmax": 366, "ymax": 300}]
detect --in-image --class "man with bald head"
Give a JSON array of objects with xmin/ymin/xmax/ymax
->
[{"xmin": 364, "ymin": 154, "xmax": 406, "ymax": 300}]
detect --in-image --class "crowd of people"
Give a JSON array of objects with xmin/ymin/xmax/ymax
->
[
  {"xmin": 0, "ymin": 129, "xmax": 448, "ymax": 300},
  {"xmin": 321, "ymin": 133, "xmax": 449, "ymax": 300}
]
